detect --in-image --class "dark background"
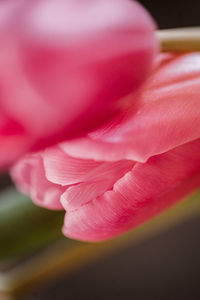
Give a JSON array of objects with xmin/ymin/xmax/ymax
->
[
  {"xmin": 2, "ymin": 0, "xmax": 197, "ymax": 299},
  {"xmin": 27, "ymin": 216, "xmax": 200, "ymax": 300},
  {"xmin": 140, "ymin": 0, "xmax": 200, "ymax": 29}
]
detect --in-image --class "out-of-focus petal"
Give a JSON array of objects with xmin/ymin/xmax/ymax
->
[
  {"xmin": 9, "ymin": 155, "xmax": 36, "ymax": 195},
  {"xmin": 0, "ymin": 0, "xmax": 26, "ymax": 30},
  {"xmin": 0, "ymin": 111, "xmax": 32, "ymax": 171},
  {"xmin": 11, "ymin": 154, "xmax": 64, "ymax": 210},
  {"xmin": 61, "ymin": 53, "xmax": 200, "ymax": 163},
  {"xmin": 0, "ymin": 0, "xmax": 157, "ymax": 170},
  {"xmin": 63, "ymin": 139, "xmax": 200, "ymax": 241}
]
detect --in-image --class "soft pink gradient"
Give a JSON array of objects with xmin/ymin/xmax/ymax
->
[
  {"xmin": 61, "ymin": 53, "xmax": 200, "ymax": 162},
  {"xmin": 11, "ymin": 153, "xmax": 64, "ymax": 210},
  {"xmin": 11, "ymin": 53, "xmax": 200, "ymax": 242},
  {"xmin": 0, "ymin": 0, "xmax": 157, "ymax": 170}
]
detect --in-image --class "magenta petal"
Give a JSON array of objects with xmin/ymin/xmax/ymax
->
[
  {"xmin": 62, "ymin": 139, "xmax": 200, "ymax": 241},
  {"xmin": 61, "ymin": 53, "xmax": 200, "ymax": 163}
]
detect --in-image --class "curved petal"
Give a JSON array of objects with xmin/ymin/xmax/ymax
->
[
  {"xmin": 61, "ymin": 160, "xmax": 135, "ymax": 210},
  {"xmin": 10, "ymin": 154, "xmax": 37, "ymax": 195},
  {"xmin": 63, "ymin": 139, "xmax": 200, "ymax": 241},
  {"xmin": 43, "ymin": 146, "xmax": 101, "ymax": 185},
  {"xmin": 11, "ymin": 154, "xmax": 65, "ymax": 210},
  {"xmin": 61, "ymin": 53, "xmax": 200, "ymax": 162}
]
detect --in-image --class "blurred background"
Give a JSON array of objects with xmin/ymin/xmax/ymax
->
[{"xmin": 1, "ymin": 0, "xmax": 200, "ymax": 299}]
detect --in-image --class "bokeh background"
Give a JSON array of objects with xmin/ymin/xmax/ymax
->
[
  {"xmin": 1, "ymin": 0, "xmax": 200, "ymax": 299},
  {"xmin": 28, "ymin": 0, "xmax": 200, "ymax": 299}
]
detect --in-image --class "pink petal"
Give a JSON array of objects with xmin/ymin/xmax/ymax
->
[
  {"xmin": 0, "ymin": 0, "xmax": 157, "ymax": 170},
  {"xmin": 43, "ymin": 146, "xmax": 101, "ymax": 185},
  {"xmin": 0, "ymin": 111, "xmax": 32, "ymax": 171},
  {"xmin": 61, "ymin": 160, "xmax": 135, "ymax": 210},
  {"xmin": 0, "ymin": 136, "xmax": 31, "ymax": 172},
  {"xmin": 63, "ymin": 139, "xmax": 200, "ymax": 241},
  {"xmin": 43, "ymin": 146, "xmax": 134, "ymax": 209},
  {"xmin": 61, "ymin": 53, "xmax": 200, "ymax": 162},
  {"xmin": 11, "ymin": 154, "xmax": 65, "ymax": 210},
  {"xmin": 10, "ymin": 155, "xmax": 37, "ymax": 195},
  {"xmin": 0, "ymin": 0, "xmax": 26, "ymax": 30}
]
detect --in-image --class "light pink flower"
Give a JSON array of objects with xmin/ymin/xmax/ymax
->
[
  {"xmin": 0, "ymin": 0, "xmax": 157, "ymax": 170},
  {"xmin": 11, "ymin": 53, "xmax": 200, "ymax": 242},
  {"xmin": 11, "ymin": 153, "xmax": 64, "ymax": 210}
]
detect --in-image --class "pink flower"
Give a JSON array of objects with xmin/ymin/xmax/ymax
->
[
  {"xmin": 11, "ymin": 53, "xmax": 200, "ymax": 241},
  {"xmin": 11, "ymin": 153, "xmax": 64, "ymax": 210},
  {"xmin": 0, "ymin": 0, "xmax": 157, "ymax": 170}
]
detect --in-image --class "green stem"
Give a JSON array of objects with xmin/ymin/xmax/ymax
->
[{"xmin": 0, "ymin": 187, "xmax": 65, "ymax": 260}]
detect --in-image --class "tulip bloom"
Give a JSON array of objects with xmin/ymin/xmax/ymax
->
[
  {"xmin": 0, "ymin": 0, "xmax": 157, "ymax": 169},
  {"xmin": 11, "ymin": 52, "xmax": 200, "ymax": 242}
]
